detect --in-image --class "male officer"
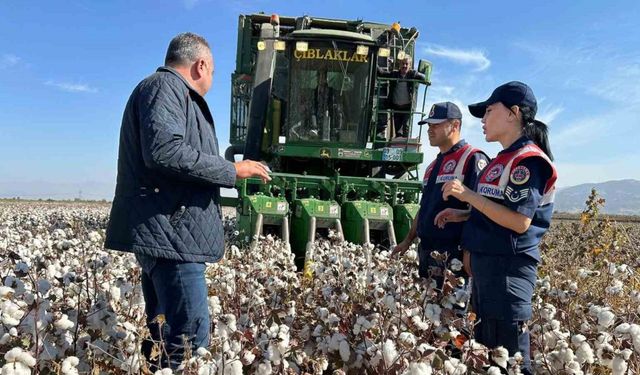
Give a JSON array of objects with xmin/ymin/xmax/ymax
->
[{"xmin": 393, "ymin": 102, "xmax": 488, "ymax": 287}]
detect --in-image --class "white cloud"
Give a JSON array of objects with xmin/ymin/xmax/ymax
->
[
  {"xmin": 45, "ymin": 80, "xmax": 98, "ymax": 93},
  {"xmin": 536, "ymin": 99, "xmax": 564, "ymax": 124},
  {"xmin": 0, "ymin": 54, "xmax": 20, "ymax": 69},
  {"xmin": 423, "ymin": 44, "xmax": 491, "ymax": 72}
]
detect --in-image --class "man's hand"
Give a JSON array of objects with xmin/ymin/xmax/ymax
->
[
  {"xmin": 433, "ymin": 208, "xmax": 471, "ymax": 228},
  {"xmin": 392, "ymin": 240, "xmax": 411, "ymax": 257},
  {"xmin": 234, "ymin": 160, "xmax": 271, "ymax": 183}
]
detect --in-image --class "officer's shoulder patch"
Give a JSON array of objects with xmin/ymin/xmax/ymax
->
[
  {"xmin": 477, "ymin": 158, "xmax": 488, "ymax": 171},
  {"xmin": 510, "ymin": 165, "xmax": 530, "ymax": 185}
]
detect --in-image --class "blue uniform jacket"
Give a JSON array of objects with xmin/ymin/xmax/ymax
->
[
  {"xmin": 417, "ymin": 140, "xmax": 488, "ymax": 250},
  {"xmin": 461, "ymin": 136, "xmax": 555, "ymax": 262},
  {"xmin": 104, "ymin": 67, "xmax": 236, "ymax": 263}
]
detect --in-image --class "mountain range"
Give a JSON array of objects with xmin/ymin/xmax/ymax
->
[{"xmin": 554, "ymin": 179, "xmax": 640, "ymax": 215}]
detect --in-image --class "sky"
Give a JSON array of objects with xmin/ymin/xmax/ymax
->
[{"xmin": 1, "ymin": 0, "xmax": 639, "ymax": 200}]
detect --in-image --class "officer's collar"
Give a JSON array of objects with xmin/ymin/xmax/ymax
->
[
  {"xmin": 441, "ymin": 139, "xmax": 467, "ymax": 156},
  {"xmin": 500, "ymin": 136, "xmax": 532, "ymax": 154},
  {"xmin": 157, "ymin": 66, "xmax": 203, "ymax": 99}
]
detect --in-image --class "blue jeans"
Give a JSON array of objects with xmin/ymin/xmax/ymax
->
[{"xmin": 136, "ymin": 254, "xmax": 209, "ymax": 369}]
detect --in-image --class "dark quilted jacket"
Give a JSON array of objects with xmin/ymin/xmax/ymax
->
[{"xmin": 104, "ymin": 67, "xmax": 236, "ymax": 263}]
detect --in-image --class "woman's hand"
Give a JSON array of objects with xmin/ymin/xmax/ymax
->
[
  {"xmin": 442, "ymin": 179, "xmax": 472, "ymax": 202},
  {"xmin": 433, "ymin": 208, "xmax": 470, "ymax": 228}
]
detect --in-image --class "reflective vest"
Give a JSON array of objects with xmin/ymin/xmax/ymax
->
[
  {"xmin": 476, "ymin": 144, "xmax": 557, "ymax": 206},
  {"xmin": 423, "ymin": 144, "xmax": 482, "ymax": 186}
]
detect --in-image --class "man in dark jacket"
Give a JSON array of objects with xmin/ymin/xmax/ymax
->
[
  {"xmin": 104, "ymin": 32, "xmax": 269, "ymax": 368},
  {"xmin": 378, "ymin": 56, "xmax": 425, "ymax": 138}
]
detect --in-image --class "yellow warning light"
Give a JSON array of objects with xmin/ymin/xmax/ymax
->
[
  {"xmin": 391, "ymin": 22, "xmax": 401, "ymax": 33},
  {"xmin": 378, "ymin": 47, "xmax": 390, "ymax": 57},
  {"xmin": 274, "ymin": 40, "xmax": 286, "ymax": 51},
  {"xmin": 257, "ymin": 41, "xmax": 266, "ymax": 51},
  {"xmin": 296, "ymin": 41, "xmax": 308, "ymax": 52},
  {"xmin": 356, "ymin": 45, "xmax": 369, "ymax": 55}
]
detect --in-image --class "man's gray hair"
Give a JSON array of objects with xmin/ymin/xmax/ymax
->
[{"xmin": 165, "ymin": 32, "xmax": 211, "ymax": 66}]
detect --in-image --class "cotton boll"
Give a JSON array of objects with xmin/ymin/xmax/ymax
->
[
  {"xmin": 54, "ymin": 314, "xmax": 74, "ymax": 331},
  {"xmin": 450, "ymin": 259, "xmax": 463, "ymax": 272},
  {"xmin": 540, "ymin": 303, "xmax": 557, "ymax": 321},
  {"xmin": 399, "ymin": 332, "xmax": 416, "ymax": 348},
  {"xmin": 405, "ymin": 362, "xmax": 432, "ymax": 375},
  {"xmin": 382, "ymin": 339, "xmax": 398, "ymax": 367},
  {"xmin": 424, "ymin": 304, "xmax": 442, "ymax": 326},
  {"xmin": 60, "ymin": 356, "xmax": 80, "ymax": 375},
  {"xmin": 487, "ymin": 367, "xmax": 502, "ymax": 375},
  {"xmin": 154, "ymin": 369, "xmax": 173, "ymax": 375},
  {"xmin": 596, "ymin": 343, "xmax": 615, "ymax": 368},
  {"xmin": 443, "ymin": 358, "xmax": 467, "ymax": 375},
  {"xmin": 597, "ymin": 310, "xmax": 615, "ymax": 328},
  {"xmin": 339, "ymin": 340, "xmax": 350, "ymax": 362},
  {"xmin": 612, "ymin": 356, "xmax": 628, "ymax": 375},
  {"xmin": 241, "ymin": 350, "xmax": 256, "ymax": 365},
  {"xmin": 1, "ymin": 361, "xmax": 31, "ymax": 375},
  {"xmin": 256, "ymin": 361, "xmax": 272, "ymax": 375},
  {"xmin": 0, "ymin": 286, "xmax": 14, "ymax": 299},
  {"xmin": 605, "ymin": 279, "xmax": 624, "ymax": 295},
  {"xmin": 491, "ymin": 346, "xmax": 509, "ymax": 368}
]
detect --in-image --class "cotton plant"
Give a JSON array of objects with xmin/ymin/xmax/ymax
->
[{"xmin": 1, "ymin": 202, "xmax": 639, "ymax": 373}]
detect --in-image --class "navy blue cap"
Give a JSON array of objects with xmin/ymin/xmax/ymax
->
[
  {"xmin": 468, "ymin": 81, "xmax": 537, "ymax": 118},
  {"xmin": 418, "ymin": 101, "xmax": 462, "ymax": 124}
]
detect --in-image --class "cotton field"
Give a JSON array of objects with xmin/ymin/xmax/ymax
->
[{"xmin": 0, "ymin": 193, "xmax": 639, "ymax": 374}]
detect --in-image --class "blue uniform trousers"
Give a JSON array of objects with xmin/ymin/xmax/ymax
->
[
  {"xmin": 471, "ymin": 253, "xmax": 537, "ymax": 374},
  {"xmin": 137, "ymin": 255, "xmax": 210, "ymax": 369}
]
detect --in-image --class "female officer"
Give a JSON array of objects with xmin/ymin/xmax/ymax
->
[{"xmin": 434, "ymin": 81, "xmax": 556, "ymax": 374}]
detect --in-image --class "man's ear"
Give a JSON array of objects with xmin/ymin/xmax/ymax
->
[
  {"xmin": 193, "ymin": 58, "xmax": 206, "ymax": 79},
  {"xmin": 452, "ymin": 119, "xmax": 462, "ymax": 131}
]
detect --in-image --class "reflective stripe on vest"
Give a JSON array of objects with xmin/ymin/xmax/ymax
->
[
  {"xmin": 423, "ymin": 144, "xmax": 478, "ymax": 186},
  {"xmin": 477, "ymin": 144, "xmax": 557, "ymax": 206}
]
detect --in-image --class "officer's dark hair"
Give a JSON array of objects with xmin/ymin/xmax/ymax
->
[
  {"xmin": 165, "ymin": 32, "xmax": 211, "ymax": 67},
  {"xmin": 516, "ymin": 105, "xmax": 554, "ymax": 161}
]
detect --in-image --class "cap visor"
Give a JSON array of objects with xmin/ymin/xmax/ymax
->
[
  {"xmin": 468, "ymin": 101, "xmax": 489, "ymax": 118},
  {"xmin": 418, "ymin": 118, "xmax": 448, "ymax": 125}
]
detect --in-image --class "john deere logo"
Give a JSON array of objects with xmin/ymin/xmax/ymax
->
[{"xmin": 320, "ymin": 148, "xmax": 331, "ymax": 158}]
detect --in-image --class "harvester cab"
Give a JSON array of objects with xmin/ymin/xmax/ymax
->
[{"xmin": 224, "ymin": 14, "xmax": 432, "ymax": 269}]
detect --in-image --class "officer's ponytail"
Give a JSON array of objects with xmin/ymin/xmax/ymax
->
[{"xmin": 520, "ymin": 105, "xmax": 554, "ymax": 161}]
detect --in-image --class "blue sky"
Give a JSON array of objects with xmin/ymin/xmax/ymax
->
[{"xmin": 1, "ymin": 1, "xmax": 639, "ymax": 199}]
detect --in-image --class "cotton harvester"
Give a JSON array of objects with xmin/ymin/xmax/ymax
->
[{"xmin": 223, "ymin": 13, "xmax": 432, "ymax": 269}]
